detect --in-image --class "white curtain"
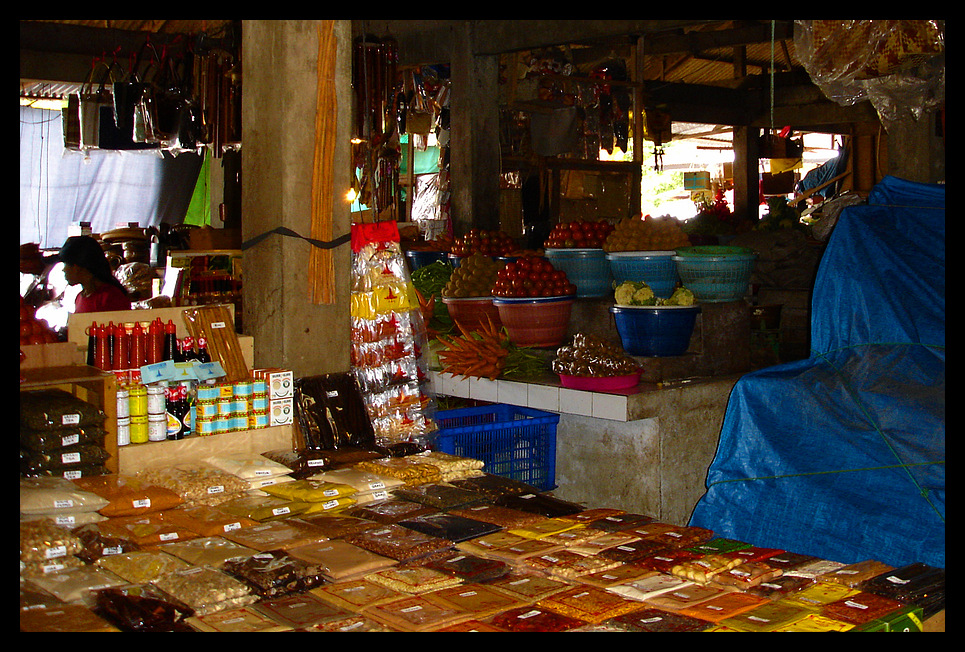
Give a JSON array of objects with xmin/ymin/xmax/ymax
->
[{"xmin": 19, "ymin": 105, "xmax": 202, "ymax": 249}]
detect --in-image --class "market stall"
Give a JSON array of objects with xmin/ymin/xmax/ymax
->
[
  {"xmin": 20, "ymin": 19, "xmax": 944, "ymax": 633},
  {"xmin": 21, "ymin": 211, "xmax": 945, "ymax": 632}
]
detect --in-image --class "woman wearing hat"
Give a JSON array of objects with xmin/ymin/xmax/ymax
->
[{"xmin": 59, "ymin": 236, "xmax": 132, "ymax": 313}]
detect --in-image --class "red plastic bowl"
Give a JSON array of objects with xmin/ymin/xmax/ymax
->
[
  {"xmin": 558, "ymin": 372, "xmax": 641, "ymax": 391},
  {"xmin": 442, "ymin": 296, "xmax": 502, "ymax": 332}
]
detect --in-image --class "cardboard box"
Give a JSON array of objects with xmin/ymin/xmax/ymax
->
[
  {"xmin": 269, "ymin": 398, "xmax": 294, "ymax": 425},
  {"xmin": 684, "ymin": 171, "xmax": 711, "ymax": 191}
]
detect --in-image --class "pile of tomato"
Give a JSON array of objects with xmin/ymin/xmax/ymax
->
[
  {"xmin": 20, "ymin": 297, "xmax": 58, "ymax": 345},
  {"xmin": 492, "ymin": 255, "xmax": 577, "ymax": 298},
  {"xmin": 543, "ymin": 219, "xmax": 614, "ymax": 249},
  {"xmin": 450, "ymin": 229, "xmax": 517, "ymax": 257}
]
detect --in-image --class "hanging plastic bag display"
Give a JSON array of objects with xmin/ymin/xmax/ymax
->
[
  {"xmin": 794, "ymin": 20, "xmax": 945, "ymax": 125},
  {"xmin": 350, "ymin": 221, "xmax": 437, "ymax": 452}
]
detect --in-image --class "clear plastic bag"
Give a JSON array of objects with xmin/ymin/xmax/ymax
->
[{"xmin": 794, "ymin": 20, "xmax": 945, "ymax": 124}]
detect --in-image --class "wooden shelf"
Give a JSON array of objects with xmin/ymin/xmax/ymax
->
[{"xmin": 21, "ymin": 365, "xmax": 119, "ymax": 474}]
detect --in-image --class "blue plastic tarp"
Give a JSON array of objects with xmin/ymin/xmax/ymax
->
[{"xmin": 690, "ymin": 176, "xmax": 945, "ymax": 569}]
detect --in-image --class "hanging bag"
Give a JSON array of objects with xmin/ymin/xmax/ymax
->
[
  {"xmin": 78, "ymin": 60, "xmax": 116, "ymax": 150},
  {"xmin": 62, "ymin": 93, "xmax": 82, "ymax": 150}
]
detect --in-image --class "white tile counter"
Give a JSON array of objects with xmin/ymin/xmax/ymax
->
[{"xmin": 428, "ymin": 369, "xmax": 744, "ymax": 525}]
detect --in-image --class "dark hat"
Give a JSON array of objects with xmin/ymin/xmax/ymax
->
[{"xmin": 58, "ymin": 236, "xmax": 116, "ymax": 285}]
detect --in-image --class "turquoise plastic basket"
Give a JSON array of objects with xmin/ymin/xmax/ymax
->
[
  {"xmin": 606, "ymin": 251, "xmax": 679, "ymax": 298},
  {"xmin": 673, "ymin": 246, "xmax": 756, "ymax": 302},
  {"xmin": 544, "ymin": 248, "xmax": 611, "ymax": 298}
]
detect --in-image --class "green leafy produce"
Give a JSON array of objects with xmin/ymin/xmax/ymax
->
[{"xmin": 411, "ymin": 261, "xmax": 455, "ymax": 335}]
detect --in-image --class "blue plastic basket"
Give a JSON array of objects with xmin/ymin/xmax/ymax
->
[
  {"xmin": 544, "ymin": 248, "xmax": 611, "ymax": 298},
  {"xmin": 433, "ymin": 404, "xmax": 559, "ymax": 491},
  {"xmin": 405, "ymin": 250, "xmax": 449, "ymax": 271},
  {"xmin": 611, "ymin": 305, "xmax": 701, "ymax": 356},
  {"xmin": 673, "ymin": 246, "xmax": 756, "ymax": 303},
  {"xmin": 606, "ymin": 251, "xmax": 679, "ymax": 298}
]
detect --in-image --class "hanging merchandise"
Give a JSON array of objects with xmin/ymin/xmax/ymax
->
[
  {"xmin": 349, "ymin": 221, "xmax": 437, "ymax": 453},
  {"xmin": 352, "ymin": 32, "xmax": 403, "ymax": 220}
]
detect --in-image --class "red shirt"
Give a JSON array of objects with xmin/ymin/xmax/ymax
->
[{"xmin": 74, "ymin": 284, "xmax": 131, "ymax": 314}]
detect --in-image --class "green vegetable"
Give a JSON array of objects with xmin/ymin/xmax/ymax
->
[
  {"xmin": 410, "ymin": 260, "xmax": 454, "ymax": 297},
  {"xmin": 500, "ymin": 346, "xmax": 548, "ymax": 379}
]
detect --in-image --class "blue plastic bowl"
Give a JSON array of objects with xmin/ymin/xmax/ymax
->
[
  {"xmin": 606, "ymin": 251, "xmax": 679, "ymax": 298},
  {"xmin": 405, "ymin": 250, "xmax": 449, "ymax": 271},
  {"xmin": 544, "ymin": 248, "xmax": 611, "ymax": 298},
  {"xmin": 610, "ymin": 305, "xmax": 700, "ymax": 357}
]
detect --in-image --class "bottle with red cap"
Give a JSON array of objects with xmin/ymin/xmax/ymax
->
[
  {"xmin": 148, "ymin": 318, "xmax": 163, "ymax": 364},
  {"xmin": 162, "ymin": 320, "xmax": 183, "ymax": 362},
  {"xmin": 196, "ymin": 337, "xmax": 211, "ymax": 363}
]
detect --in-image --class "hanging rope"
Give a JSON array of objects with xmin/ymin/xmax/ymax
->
[{"xmin": 769, "ymin": 20, "xmax": 776, "ymax": 135}]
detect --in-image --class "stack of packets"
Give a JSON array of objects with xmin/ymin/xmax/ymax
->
[{"xmin": 20, "ymin": 447, "xmax": 945, "ymax": 633}]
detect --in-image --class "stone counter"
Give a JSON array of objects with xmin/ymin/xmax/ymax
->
[{"xmin": 428, "ymin": 370, "xmax": 741, "ymax": 526}]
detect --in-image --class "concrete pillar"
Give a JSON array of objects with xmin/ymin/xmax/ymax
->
[
  {"xmin": 733, "ymin": 125, "xmax": 762, "ymax": 222},
  {"xmin": 241, "ymin": 20, "xmax": 354, "ymax": 377}
]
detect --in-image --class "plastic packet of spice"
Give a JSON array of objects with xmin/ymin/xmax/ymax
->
[
  {"xmin": 20, "ymin": 389, "xmax": 106, "ymax": 430},
  {"xmin": 153, "ymin": 566, "xmax": 255, "ymax": 617},
  {"xmin": 158, "ymin": 503, "xmax": 260, "ymax": 537},
  {"xmin": 251, "ymin": 591, "xmax": 363, "ymax": 630},
  {"xmin": 186, "ymin": 605, "xmax": 293, "ymax": 632},
  {"xmin": 72, "ymin": 474, "xmax": 184, "ymax": 517},
  {"xmin": 222, "ymin": 518, "xmax": 329, "ymax": 552},
  {"xmin": 448, "ymin": 473, "xmax": 542, "ymax": 500},
  {"xmin": 606, "ymin": 606, "xmax": 715, "ymax": 632},
  {"xmin": 136, "ymin": 463, "xmax": 250, "ymax": 507},
  {"xmin": 20, "ymin": 476, "xmax": 111, "ymax": 516},
  {"xmin": 345, "ymin": 523, "xmax": 453, "ymax": 562},
  {"xmin": 261, "ymin": 448, "xmax": 333, "ymax": 479},
  {"xmin": 391, "ymin": 483, "xmax": 487, "ymax": 511},
  {"xmin": 425, "ymin": 583, "xmax": 527, "ymax": 619},
  {"xmin": 91, "ymin": 582, "xmax": 194, "ymax": 632},
  {"xmin": 204, "ymin": 452, "xmax": 294, "ymax": 481},
  {"xmin": 816, "ymin": 559, "xmax": 895, "ymax": 588},
  {"xmin": 72, "ymin": 522, "xmax": 141, "ymax": 563},
  {"xmin": 421, "ymin": 551, "xmax": 512, "ymax": 584},
  {"xmin": 489, "ymin": 605, "xmax": 586, "ymax": 632},
  {"xmin": 493, "ymin": 492, "xmax": 584, "ymax": 518},
  {"xmin": 364, "ymin": 565, "xmax": 463, "ymax": 595},
  {"xmin": 20, "ymin": 444, "xmax": 111, "ymax": 476},
  {"xmin": 94, "ymin": 550, "xmax": 192, "ymax": 584},
  {"xmin": 95, "ymin": 513, "xmax": 199, "ymax": 547},
  {"xmin": 294, "ymin": 373, "xmax": 377, "ymax": 450},
  {"xmin": 537, "ymin": 584, "xmax": 644, "ymax": 624},
  {"xmin": 262, "ymin": 478, "xmax": 358, "ymax": 503},
  {"xmin": 222, "ymin": 550, "xmax": 328, "ymax": 598},
  {"xmin": 20, "ymin": 603, "xmax": 120, "ymax": 633},
  {"xmin": 20, "ymin": 425, "xmax": 107, "ymax": 453},
  {"xmin": 362, "ymin": 593, "xmax": 474, "ymax": 632},
  {"xmin": 348, "ymin": 498, "xmax": 439, "ymax": 524},
  {"xmin": 25, "ymin": 564, "xmax": 127, "ymax": 604},
  {"xmin": 160, "ymin": 536, "xmax": 259, "ymax": 569},
  {"xmin": 19, "ymin": 518, "xmax": 85, "ymax": 566}
]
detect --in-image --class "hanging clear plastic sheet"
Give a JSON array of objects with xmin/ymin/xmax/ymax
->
[{"xmin": 794, "ymin": 20, "xmax": 945, "ymax": 125}]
